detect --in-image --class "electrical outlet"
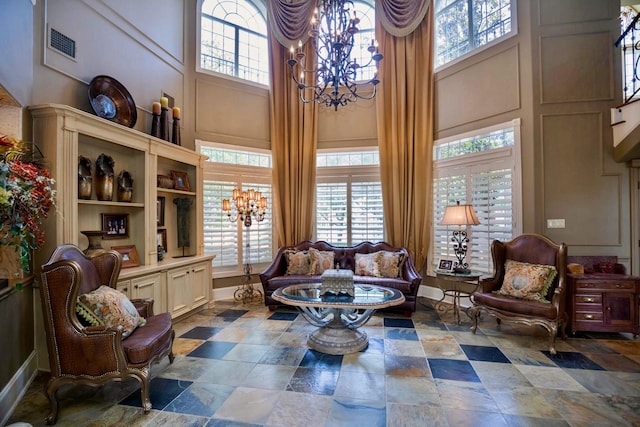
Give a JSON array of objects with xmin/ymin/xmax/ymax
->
[{"xmin": 547, "ymin": 219, "xmax": 565, "ymax": 229}]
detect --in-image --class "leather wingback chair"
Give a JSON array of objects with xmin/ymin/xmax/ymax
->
[
  {"xmin": 39, "ymin": 244, "xmax": 175, "ymax": 425},
  {"xmin": 467, "ymin": 234, "xmax": 568, "ymax": 355}
]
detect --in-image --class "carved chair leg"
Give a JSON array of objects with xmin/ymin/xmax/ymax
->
[
  {"xmin": 468, "ymin": 307, "xmax": 480, "ymax": 334},
  {"xmin": 43, "ymin": 379, "xmax": 59, "ymax": 425},
  {"xmin": 548, "ymin": 324, "xmax": 558, "ymax": 356},
  {"xmin": 139, "ymin": 371, "xmax": 152, "ymax": 413}
]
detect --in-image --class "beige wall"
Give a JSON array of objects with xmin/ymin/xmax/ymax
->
[{"xmin": 434, "ymin": 0, "xmax": 627, "ymax": 262}]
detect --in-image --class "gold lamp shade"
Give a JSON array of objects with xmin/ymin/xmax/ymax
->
[{"xmin": 441, "ymin": 202, "xmax": 480, "ymax": 226}]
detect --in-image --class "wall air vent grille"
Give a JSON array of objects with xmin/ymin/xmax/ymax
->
[{"xmin": 50, "ymin": 28, "xmax": 76, "ymax": 59}]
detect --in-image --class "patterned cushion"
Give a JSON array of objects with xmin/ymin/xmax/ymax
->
[
  {"xmin": 76, "ymin": 285, "xmax": 146, "ymax": 337},
  {"xmin": 498, "ymin": 260, "xmax": 557, "ymax": 303},
  {"xmin": 285, "ymin": 250, "xmax": 312, "ymax": 275},
  {"xmin": 309, "ymin": 247, "xmax": 335, "ymax": 275},
  {"xmin": 355, "ymin": 253, "xmax": 378, "ymax": 276},
  {"xmin": 374, "ymin": 251, "xmax": 405, "ymax": 278}
]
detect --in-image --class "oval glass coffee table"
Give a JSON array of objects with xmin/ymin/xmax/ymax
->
[{"xmin": 272, "ymin": 283, "xmax": 405, "ymax": 355}]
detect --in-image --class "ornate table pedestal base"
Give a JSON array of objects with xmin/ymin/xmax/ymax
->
[
  {"xmin": 302, "ymin": 307, "xmax": 373, "ymax": 354},
  {"xmin": 273, "ymin": 284, "xmax": 405, "ymax": 355},
  {"xmin": 297, "ymin": 306, "xmax": 377, "ymax": 355}
]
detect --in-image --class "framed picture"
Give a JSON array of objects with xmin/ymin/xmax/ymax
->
[
  {"xmin": 111, "ymin": 245, "xmax": 140, "ymax": 268},
  {"xmin": 156, "ymin": 229, "xmax": 167, "ymax": 251},
  {"xmin": 170, "ymin": 170, "xmax": 190, "ymax": 192},
  {"xmin": 437, "ymin": 258, "xmax": 454, "ymax": 272},
  {"xmin": 102, "ymin": 213, "xmax": 129, "ymax": 239},
  {"xmin": 157, "ymin": 196, "xmax": 165, "ymax": 227}
]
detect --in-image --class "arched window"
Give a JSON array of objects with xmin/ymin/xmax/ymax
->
[
  {"xmin": 200, "ymin": 0, "xmax": 268, "ymax": 85},
  {"xmin": 349, "ymin": 0, "xmax": 376, "ymax": 82}
]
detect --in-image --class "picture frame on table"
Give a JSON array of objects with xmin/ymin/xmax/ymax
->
[
  {"xmin": 111, "ymin": 245, "xmax": 140, "ymax": 268},
  {"xmin": 102, "ymin": 213, "xmax": 129, "ymax": 239},
  {"xmin": 170, "ymin": 170, "xmax": 190, "ymax": 192},
  {"xmin": 157, "ymin": 196, "xmax": 165, "ymax": 227},
  {"xmin": 437, "ymin": 258, "xmax": 454, "ymax": 272}
]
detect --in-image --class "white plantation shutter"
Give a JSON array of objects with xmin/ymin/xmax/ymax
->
[
  {"xmin": 351, "ymin": 181, "xmax": 384, "ymax": 243},
  {"xmin": 315, "ymin": 152, "xmax": 384, "ymax": 246},
  {"xmin": 203, "ymin": 180, "xmax": 238, "ymax": 267},
  {"xmin": 316, "ymin": 182, "xmax": 348, "ymax": 245},
  {"xmin": 243, "ymin": 182, "xmax": 272, "ymax": 264},
  {"xmin": 432, "ymin": 120, "xmax": 521, "ymax": 274},
  {"xmin": 199, "ymin": 143, "xmax": 272, "ymax": 276}
]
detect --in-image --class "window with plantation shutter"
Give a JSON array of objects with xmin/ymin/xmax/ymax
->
[
  {"xmin": 316, "ymin": 150, "xmax": 384, "ymax": 246},
  {"xmin": 432, "ymin": 120, "xmax": 522, "ymax": 274},
  {"xmin": 199, "ymin": 143, "xmax": 272, "ymax": 276}
]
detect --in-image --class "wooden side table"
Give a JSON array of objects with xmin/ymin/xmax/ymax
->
[{"xmin": 435, "ymin": 270, "xmax": 482, "ymax": 324}]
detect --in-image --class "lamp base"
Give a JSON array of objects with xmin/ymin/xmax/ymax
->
[{"xmin": 453, "ymin": 267, "xmax": 471, "ymax": 275}]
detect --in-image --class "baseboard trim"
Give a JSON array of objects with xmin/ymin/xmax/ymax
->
[{"xmin": 0, "ymin": 350, "xmax": 39, "ymax": 426}]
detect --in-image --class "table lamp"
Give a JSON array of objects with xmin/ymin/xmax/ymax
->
[{"xmin": 440, "ymin": 201, "xmax": 480, "ymax": 274}]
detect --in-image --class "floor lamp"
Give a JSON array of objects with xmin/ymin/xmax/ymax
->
[
  {"xmin": 223, "ymin": 189, "xmax": 267, "ymax": 304},
  {"xmin": 440, "ymin": 201, "xmax": 480, "ymax": 274}
]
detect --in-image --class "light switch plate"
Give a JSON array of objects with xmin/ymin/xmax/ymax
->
[{"xmin": 547, "ymin": 219, "xmax": 565, "ymax": 229}]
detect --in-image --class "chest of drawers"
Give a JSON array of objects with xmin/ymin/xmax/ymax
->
[{"xmin": 567, "ymin": 274, "xmax": 639, "ymax": 336}]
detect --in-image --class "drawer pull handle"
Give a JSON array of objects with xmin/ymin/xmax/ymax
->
[
  {"xmin": 584, "ymin": 314, "xmax": 594, "ymax": 320},
  {"xmin": 584, "ymin": 297, "xmax": 595, "ymax": 302}
]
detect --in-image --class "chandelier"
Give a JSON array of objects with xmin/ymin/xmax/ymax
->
[
  {"xmin": 222, "ymin": 188, "xmax": 267, "ymax": 228},
  {"xmin": 288, "ymin": 0, "xmax": 383, "ymax": 111}
]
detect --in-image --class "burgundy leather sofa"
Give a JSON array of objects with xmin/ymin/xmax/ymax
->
[{"xmin": 259, "ymin": 241, "xmax": 422, "ymax": 314}]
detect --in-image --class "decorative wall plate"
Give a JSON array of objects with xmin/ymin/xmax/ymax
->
[{"xmin": 88, "ymin": 75, "xmax": 137, "ymax": 127}]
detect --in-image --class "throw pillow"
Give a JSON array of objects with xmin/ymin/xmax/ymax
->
[
  {"xmin": 374, "ymin": 251, "xmax": 405, "ymax": 278},
  {"xmin": 76, "ymin": 285, "xmax": 146, "ymax": 338},
  {"xmin": 309, "ymin": 247, "xmax": 335, "ymax": 275},
  {"xmin": 355, "ymin": 253, "xmax": 378, "ymax": 276},
  {"xmin": 284, "ymin": 250, "xmax": 312, "ymax": 275},
  {"xmin": 498, "ymin": 260, "xmax": 557, "ymax": 303}
]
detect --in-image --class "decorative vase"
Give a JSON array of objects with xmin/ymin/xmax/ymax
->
[
  {"xmin": 117, "ymin": 170, "xmax": 134, "ymax": 202},
  {"xmin": 78, "ymin": 155, "xmax": 93, "ymax": 199},
  {"xmin": 81, "ymin": 230, "xmax": 106, "ymax": 255},
  {"xmin": 95, "ymin": 153, "xmax": 114, "ymax": 201}
]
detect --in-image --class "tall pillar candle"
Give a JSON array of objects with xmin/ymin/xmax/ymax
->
[
  {"xmin": 150, "ymin": 102, "xmax": 161, "ymax": 138},
  {"xmin": 172, "ymin": 107, "xmax": 181, "ymax": 146},
  {"xmin": 159, "ymin": 96, "xmax": 170, "ymax": 141}
]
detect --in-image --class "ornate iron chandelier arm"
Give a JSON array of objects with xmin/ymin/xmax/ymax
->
[{"xmin": 287, "ymin": 0, "xmax": 382, "ymax": 110}]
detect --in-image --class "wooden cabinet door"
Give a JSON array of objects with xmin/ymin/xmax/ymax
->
[
  {"xmin": 604, "ymin": 292, "xmax": 635, "ymax": 327},
  {"xmin": 117, "ymin": 279, "xmax": 131, "ymax": 298},
  {"xmin": 190, "ymin": 262, "xmax": 210, "ymax": 309},
  {"xmin": 167, "ymin": 265, "xmax": 192, "ymax": 318},
  {"xmin": 131, "ymin": 273, "xmax": 162, "ymax": 308}
]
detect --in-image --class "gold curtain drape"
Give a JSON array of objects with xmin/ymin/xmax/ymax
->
[
  {"xmin": 268, "ymin": 31, "xmax": 318, "ymax": 247},
  {"xmin": 375, "ymin": 5, "xmax": 434, "ymax": 271}
]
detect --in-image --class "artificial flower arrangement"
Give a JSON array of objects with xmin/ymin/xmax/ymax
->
[{"xmin": 0, "ymin": 135, "xmax": 56, "ymax": 274}]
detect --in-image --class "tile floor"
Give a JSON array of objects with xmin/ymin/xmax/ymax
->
[{"xmin": 7, "ymin": 297, "xmax": 640, "ymax": 427}]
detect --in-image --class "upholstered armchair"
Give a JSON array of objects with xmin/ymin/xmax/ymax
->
[
  {"xmin": 467, "ymin": 234, "xmax": 568, "ymax": 355},
  {"xmin": 39, "ymin": 244, "xmax": 175, "ymax": 425}
]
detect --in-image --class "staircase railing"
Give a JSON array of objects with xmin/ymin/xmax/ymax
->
[{"xmin": 616, "ymin": 11, "xmax": 640, "ymax": 104}]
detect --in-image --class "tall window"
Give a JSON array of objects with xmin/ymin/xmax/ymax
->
[
  {"xmin": 432, "ymin": 120, "xmax": 522, "ymax": 273},
  {"xmin": 435, "ymin": 0, "xmax": 513, "ymax": 67},
  {"xmin": 316, "ymin": 150, "xmax": 384, "ymax": 246},
  {"xmin": 200, "ymin": 0, "xmax": 269, "ymax": 85},
  {"xmin": 199, "ymin": 143, "xmax": 273, "ymax": 276},
  {"xmin": 350, "ymin": 0, "xmax": 377, "ymax": 82}
]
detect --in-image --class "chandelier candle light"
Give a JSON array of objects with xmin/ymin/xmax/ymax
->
[
  {"xmin": 440, "ymin": 201, "xmax": 480, "ymax": 274},
  {"xmin": 288, "ymin": 0, "xmax": 383, "ymax": 110},
  {"xmin": 222, "ymin": 188, "xmax": 267, "ymax": 303}
]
